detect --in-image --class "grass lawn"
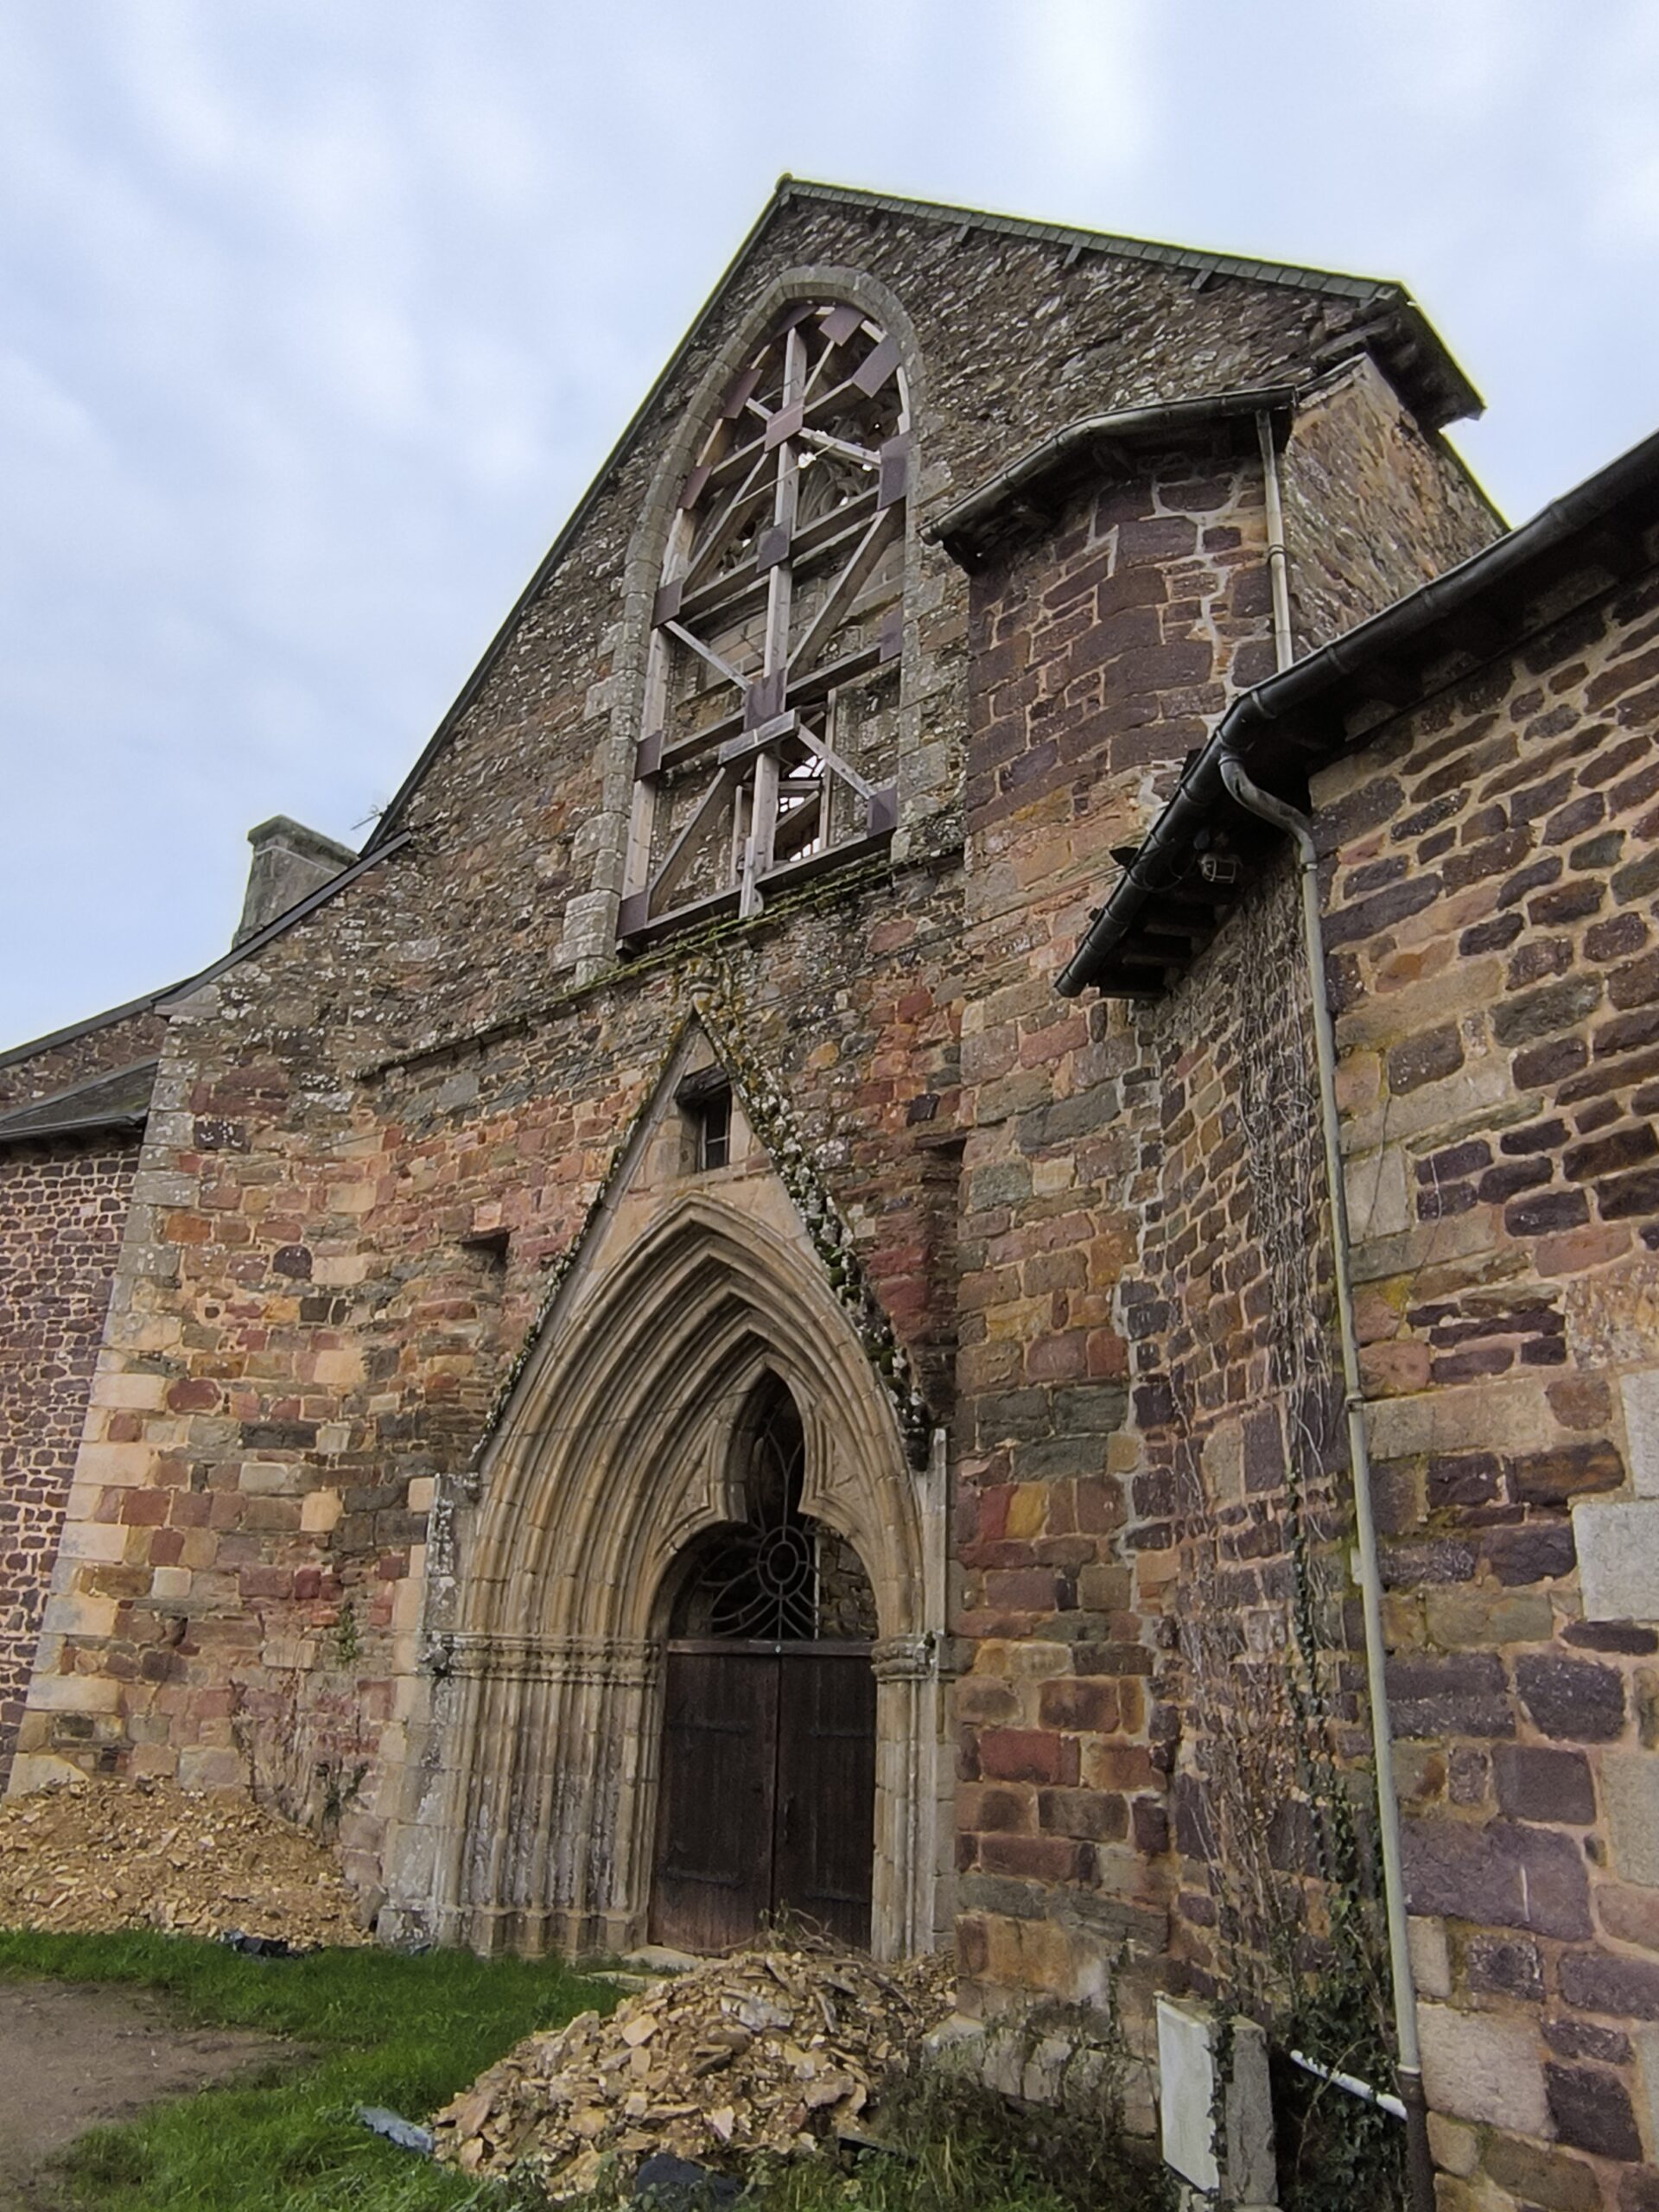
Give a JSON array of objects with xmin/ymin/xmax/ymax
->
[
  {"xmin": 0, "ymin": 1928, "xmax": 610, "ymax": 2211},
  {"xmin": 0, "ymin": 1931, "xmax": 1172, "ymax": 2212}
]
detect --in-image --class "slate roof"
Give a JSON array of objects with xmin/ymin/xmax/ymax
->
[
  {"xmin": 0, "ymin": 1059, "xmax": 158, "ymax": 1147},
  {"xmin": 1059, "ymin": 425, "xmax": 1659, "ymax": 998}
]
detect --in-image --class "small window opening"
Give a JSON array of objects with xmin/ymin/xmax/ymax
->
[
  {"xmin": 695, "ymin": 1086, "xmax": 731, "ymax": 1171},
  {"xmin": 460, "ymin": 1227, "xmax": 512, "ymax": 1266},
  {"xmin": 677, "ymin": 1068, "xmax": 733, "ymax": 1173}
]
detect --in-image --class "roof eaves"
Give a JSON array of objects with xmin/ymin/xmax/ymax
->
[
  {"xmin": 1058, "ymin": 424, "xmax": 1659, "ymax": 998},
  {"xmin": 931, "ymin": 385, "xmax": 1300, "ymax": 567}
]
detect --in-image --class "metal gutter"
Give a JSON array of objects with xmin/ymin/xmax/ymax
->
[
  {"xmin": 1058, "ymin": 423, "xmax": 1659, "ymax": 996},
  {"xmin": 930, "ymin": 386, "xmax": 1299, "ymax": 565}
]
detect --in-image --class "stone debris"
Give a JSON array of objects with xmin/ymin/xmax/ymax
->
[
  {"xmin": 432, "ymin": 1942, "xmax": 955, "ymax": 2199},
  {"xmin": 0, "ymin": 1778, "xmax": 367, "ymax": 1948}
]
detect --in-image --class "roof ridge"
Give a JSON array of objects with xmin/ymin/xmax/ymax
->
[
  {"xmin": 777, "ymin": 177, "xmax": 1396, "ymax": 302},
  {"xmin": 359, "ymin": 178, "xmax": 1478, "ymax": 852}
]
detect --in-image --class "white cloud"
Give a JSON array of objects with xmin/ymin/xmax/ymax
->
[
  {"xmin": 1362, "ymin": 0, "xmax": 1547, "ymax": 118},
  {"xmin": 0, "ymin": 0, "xmax": 1655, "ymax": 1044},
  {"xmin": 1010, "ymin": 0, "xmax": 1161, "ymax": 192}
]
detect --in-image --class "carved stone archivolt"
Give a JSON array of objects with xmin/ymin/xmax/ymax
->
[{"xmin": 384, "ymin": 1196, "xmax": 950, "ymax": 1961}]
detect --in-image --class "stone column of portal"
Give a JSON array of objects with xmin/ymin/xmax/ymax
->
[
  {"xmin": 872, "ymin": 1634, "xmax": 941, "ymax": 1961},
  {"xmin": 461, "ymin": 1659, "xmax": 531, "ymax": 1952},
  {"xmin": 592, "ymin": 1641, "xmax": 664, "ymax": 1957}
]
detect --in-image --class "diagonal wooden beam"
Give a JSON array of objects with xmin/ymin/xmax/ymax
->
[
  {"xmin": 798, "ymin": 425, "xmax": 880, "ymax": 469},
  {"xmin": 785, "ymin": 505, "xmax": 902, "ymax": 681},
  {"xmin": 663, "ymin": 620, "xmax": 752, "ymax": 695},
  {"xmin": 683, "ymin": 449, "xmax": 776, "ymax": 591},
  {"xmin": 649, "ymin": 765, "xmax": 737, "ymax": 910},
  {"xmin": 799, "ymin": 736, "xmax": 876, "ymax": 803}
]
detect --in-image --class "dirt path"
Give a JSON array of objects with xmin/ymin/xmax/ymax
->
[{"xmin": 0, "ymin": 1980, "xmax": 290, "ymax": 2208}]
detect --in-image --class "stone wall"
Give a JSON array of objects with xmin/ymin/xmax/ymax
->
[
  {"xmin": 1308, "ymin": 552, "xmax": 1659, "ymax": 2209},
  {"xmin": 948, "ymin": 423, "xmax": 1414, "ymax": 2113},
  {"xmin": 13, "ymin": 856, "xmax": 968, "ymax": 1917},
  {"xmin": 0, "ymin": 1008, "xmax": 164, "ymax": 1780},
  {"xmin": 949, "ymin": 468, "xmax": 1659, "ymax": 2200},
  {"xmin": 952, "ymin": 431, "xmax": 1281, "ymax": 2044},
  {"xmin": 0, "ymin": 1134, "xmax": 141, "ymax": 1777},
  {"xmin": 3, "ymin": 197, "xmax": 1532, "ymax": 2205},
  {"xmin": 367, "ymin": 192, "xmax": 1476, "ymax": 1053},
  {"xmin": 13, "ymin": 200, "xmax": 1465, "ymax": 1866},
  {"xmin": 1281, "ymin": 353, "xmax": 1500, "ymax": 652},
  {"xmin": 1125, "ymin": 864, "xmax": 1373, "ymax": 2017}
]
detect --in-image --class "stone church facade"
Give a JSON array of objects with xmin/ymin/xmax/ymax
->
[{"xmin": 5, "ymin": 181, "xmax": 1659, "ymax": 2209}]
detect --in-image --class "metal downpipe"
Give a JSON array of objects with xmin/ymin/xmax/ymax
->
[
  {"xmin": 1217, "ymin": 414, "xmax": 1433, "ymax": 2212},
  {"xmin": 1217, "ymin": 747, "xmax": 1433, "ymax": 2212}
]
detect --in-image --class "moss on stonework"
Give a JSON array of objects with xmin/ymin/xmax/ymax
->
[{"xmin": 465, "ymin": 976, "xmax": 934, "ymax": 1477}]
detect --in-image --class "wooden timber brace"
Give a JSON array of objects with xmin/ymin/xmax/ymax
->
[{"xmin": 620, "ymin": 302, "xmax": 909, "ymax": 944}]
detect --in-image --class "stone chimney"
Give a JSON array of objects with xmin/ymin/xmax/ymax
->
[{"xmin": 235, "ymin": 816, "xmax": 358, "ymax": 945}]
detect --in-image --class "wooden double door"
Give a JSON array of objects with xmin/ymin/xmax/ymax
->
[{"xmin": 650, "ymin": 1640, "xmax": 876, "ymax": 1952}]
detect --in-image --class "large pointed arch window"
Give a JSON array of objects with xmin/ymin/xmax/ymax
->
[{"xmin": 619, "ymin": 303, "xmax": 910, "ymax": 946}]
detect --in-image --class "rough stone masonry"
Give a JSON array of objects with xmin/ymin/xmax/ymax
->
[{"xmin": 3, "ymin": 179, "xmax": 1659, "ymax": 2209}]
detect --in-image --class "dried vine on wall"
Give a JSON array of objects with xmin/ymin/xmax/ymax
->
[{"xmin": 1147, "ymin": 871, "xmax": 1387, "ymax": 2027}]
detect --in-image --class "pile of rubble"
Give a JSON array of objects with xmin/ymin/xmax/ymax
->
[
  {"xmin": 432, "ymin": 1942, "xmax": 956, "ymax": 2198},
  {"xmin": 0, "ymin": 1778, "xmax": 367, "ymax": 1948}
]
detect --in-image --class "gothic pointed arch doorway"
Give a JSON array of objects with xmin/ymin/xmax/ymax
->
[
  {"xmin": 652, "ymin": 1373, "xmax": 878, "ymax": 1950},
  {"xmin": 390, "ymin": 1196, "xmax": 950, "ymax": 1963}
]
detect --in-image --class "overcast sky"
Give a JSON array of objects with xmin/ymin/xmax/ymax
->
[{"xmin": 4, "ymin": 1, "xmax": 1657, "ymax": 1051}]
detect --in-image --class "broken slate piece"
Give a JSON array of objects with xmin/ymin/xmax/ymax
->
[
  {"xmin": 356, "ymin": 2106, "xmax": 435, "ymax": 2156},
  {"xmin": 633, "ymin": 2152, "xmax": 742, "ymax": 2207},
  {"xmin": 219, "ymin": 1929, "xmax": 303, "ymax": 1959}
]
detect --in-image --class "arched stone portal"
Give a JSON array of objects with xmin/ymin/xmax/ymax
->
[{"xmin": 391, "ymin": 1196, "xmax": 947, "ymax": 1961}]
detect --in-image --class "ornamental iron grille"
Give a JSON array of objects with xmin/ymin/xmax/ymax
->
[
  {"xmin": 619, "ymin": 302, "xmax": 909, "ymax": 945},
  {"xmin": 669, "ymin": 1377, "xmax": 878, "ymax": 1643}
]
